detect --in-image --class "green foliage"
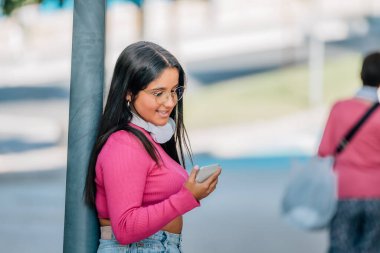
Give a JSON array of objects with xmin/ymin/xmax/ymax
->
[{"xmin": 2, "ymin": 0, "xmax": 41, "ymax": 15}]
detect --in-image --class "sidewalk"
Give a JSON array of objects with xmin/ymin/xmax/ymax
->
[
  {"xmin": 0, "ymin": 157, "xmax": 328, "ymax": 253},
  {"xmin": 189, "ymin": 106, "xmax": 328, "ymax": 158}
]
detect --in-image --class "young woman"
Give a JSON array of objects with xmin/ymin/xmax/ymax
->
[
  {"xmin": 318, "ymin": 52, "xmax": 380, "ymax": 253},
  {"xmin": 84, "ymin": 41, "xmax": 221, "ymax": 252}
]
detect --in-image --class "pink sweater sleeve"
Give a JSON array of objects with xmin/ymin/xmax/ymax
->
[
  {"xmin": 99, "ymin": 133, "xmax": 200, "ymax": 245},
  {"xmin": 318, "ymin": 103, "xmax": 338, "ymax": 157}
]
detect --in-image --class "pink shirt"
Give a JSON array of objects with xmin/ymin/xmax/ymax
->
[
  {"xmin": 95, "ymin": 124, "xmax": 200, "ymax": 245},
  {"xmin": 318, "ymin": 98, "xmax": 380, "ymax": 199}
]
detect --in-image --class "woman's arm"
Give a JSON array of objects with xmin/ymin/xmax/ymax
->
[{"xmin": 318, "ymin": 103, "xmax": 339, "ymax": 157}]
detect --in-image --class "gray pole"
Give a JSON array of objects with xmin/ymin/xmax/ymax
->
[
  {"xmin": 308, "ymin": 35, "xmax": 325, "ymax": 105},
  {"xmin": 63, "ymin": 0, "xmax": 106, "ymax": 252},
  {"xmin": 308, "ymin": 0, "xmax": 324, "ymax": 106}
]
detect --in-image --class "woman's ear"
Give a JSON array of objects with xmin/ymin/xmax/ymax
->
[{"xmin": 126, "ymin": 93, "xmax": 132, "ymax": 102}]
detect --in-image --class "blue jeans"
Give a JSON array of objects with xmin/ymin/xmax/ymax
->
[
  {"xmin": 328, "ymin": 199, "xmax": 380, "ymax": 253},
  {"xmin": 97, "ymin": 229, "xmax": 183, "ymax": 253}
]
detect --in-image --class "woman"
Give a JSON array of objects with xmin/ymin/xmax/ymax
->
[
  {"xmin": 84, "ymin": 41, "xmax": 221, "ymax": 252},
  {"xmin": 318, "ymin": 52, "xmax": 380, "ymax": 253}
]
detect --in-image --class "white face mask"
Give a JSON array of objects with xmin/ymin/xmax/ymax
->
[{"xmin": 130, "ymin": 112, "xmax": 176, "ymax": 144}]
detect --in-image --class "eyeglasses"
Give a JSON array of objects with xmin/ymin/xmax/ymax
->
[{"xmin": 142, "ymin": 86, "xmax": 185, "ymax": 104}]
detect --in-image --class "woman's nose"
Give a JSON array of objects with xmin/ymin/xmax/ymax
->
[{"xmin": 163, "ymin": 93, "xmax": 177, "ymax": 107}]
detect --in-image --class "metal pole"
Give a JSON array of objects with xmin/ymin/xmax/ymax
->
[
  {"xmin": 63, "ymin": 0, "xmax": 105, "ymax": 252},
  {"xmin": 308, "ymin": 0, "xmax": 324, "ymax": 106},
  {"xmin": 308, "ymin": 35, "xmax": 325, "ymax": 105}
]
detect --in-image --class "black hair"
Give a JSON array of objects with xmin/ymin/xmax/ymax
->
[
  {"xmin": 361, "ymin": 52, "xmax": 380, "ymax": 87},
  {"xmin": 84, "ymin": 41, "xmax": 192, "ymax": 207}
]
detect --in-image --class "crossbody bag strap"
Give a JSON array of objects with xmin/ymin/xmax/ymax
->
[{"xmin": 335, "ymin": 102, "xmax": 380, "ymax": 154}]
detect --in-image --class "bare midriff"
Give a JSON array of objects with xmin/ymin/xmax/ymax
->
[{"xmin": 99, "ymin": 215, "xmax": 183, "ymax": 235}]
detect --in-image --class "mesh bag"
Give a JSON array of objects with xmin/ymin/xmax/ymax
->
[{"xmin": 281, "ymin": 157, "xmax": 337, "ymax": 230}]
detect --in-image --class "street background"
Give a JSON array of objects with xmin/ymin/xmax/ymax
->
[{"xmin": 1, "ymin": 0, "xmax": 380, "ymax": 252}]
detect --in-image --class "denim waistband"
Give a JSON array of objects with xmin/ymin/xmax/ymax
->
[
  {"xmin": 100, "ymin": 226, "xmax": 182, "ymax": 246},
  {"xmin": 148, "ymin": 230, "xmax": 182, "ymax": 245}
]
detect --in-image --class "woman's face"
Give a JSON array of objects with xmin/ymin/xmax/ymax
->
[{"xmin": 129, "ymin": 67, "xmax": 180, "ymax": 126}]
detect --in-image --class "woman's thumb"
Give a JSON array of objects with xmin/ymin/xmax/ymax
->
[{"xmin": 189, "ymin": 165, "xmax": 200, "ymax": 181}]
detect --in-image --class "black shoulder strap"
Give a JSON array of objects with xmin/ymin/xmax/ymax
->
[{"xmin": 335, "ymin": 102, "xmax": 380, "ymax": 154}]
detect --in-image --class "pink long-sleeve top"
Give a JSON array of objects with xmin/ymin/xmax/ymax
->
[
  {"xmin": 95, "ymin": 124, "xmax": 200, "ymax": 245},
  {"xmin": 318, "ymin": 98, "xmax": 380, "ymax": 199}
]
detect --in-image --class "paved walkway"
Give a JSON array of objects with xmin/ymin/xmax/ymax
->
[
  {"xmin": 189, "ymin": 106, "xmax": 328, "ymax": 158},
  {"xmin": 0, "ymin": 164, "xmax": 328, "ymax": 253}
]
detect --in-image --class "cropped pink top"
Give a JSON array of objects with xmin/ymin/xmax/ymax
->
[{"xmin": 95, "ymin": 124, "xmax": 200, "ymax": 244}]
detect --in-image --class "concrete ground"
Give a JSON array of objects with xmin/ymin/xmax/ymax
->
[{"xmin": 0, "ymin": 164, "xmax": 328, "ymax": 253}]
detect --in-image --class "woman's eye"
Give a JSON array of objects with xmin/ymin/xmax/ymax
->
[{"xmin": 153, "ymin": 91, "xmax": 163, "ymax": 97}]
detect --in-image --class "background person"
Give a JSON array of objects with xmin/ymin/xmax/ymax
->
[{"xmin": 318, "ymin": 52, "xmax": 380, "ymax": 253}]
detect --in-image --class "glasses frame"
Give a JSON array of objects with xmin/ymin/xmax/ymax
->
[{"xmin": 142, "ymin": 86, "xmax": 185, "ymax": 104}]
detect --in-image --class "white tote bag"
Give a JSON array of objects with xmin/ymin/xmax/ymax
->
[{"xmin": 281, "ymin": 156, "xmax": 337, "ymax": 231}]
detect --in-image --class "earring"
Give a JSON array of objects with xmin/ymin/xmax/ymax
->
[{"xmin": 127, "ymin": 100, "xmax": 130, "ymax": 108}]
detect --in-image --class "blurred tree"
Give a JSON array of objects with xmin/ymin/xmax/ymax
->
[
  {"xmin": 133, "ymin": 0, "xmax": 144, "ymax": 39},
  {"xmin": 2, "ymin": 0, "xmax": 41, "ymax": 15},
  {"xmin": 130, "ymin": 0, "xmax": 142, "ymax": 8}
]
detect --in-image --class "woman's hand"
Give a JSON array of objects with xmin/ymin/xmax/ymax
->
[{"xmin": 184, "ymin": 165, "xmax": 222, "ymax": 201}]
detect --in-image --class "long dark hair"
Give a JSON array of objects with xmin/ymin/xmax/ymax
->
[{"xmin": 84, "ymin": 41, "xmax": 193, "ymax": 207}]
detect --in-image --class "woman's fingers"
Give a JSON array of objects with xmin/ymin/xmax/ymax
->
[
  {"xmin": 186, "ymin": 166, "xmax": 221, "ymax": 200},
  {"xmin": 204, "ymin": 167, "xmax": 222, "ymax": 185},
  {"xmin": 188, "ymin": 165, "xmax": 199, "ymax": 183},
  {"xmin": 207, "ymin": 179, "xmax": 218, "ymax": 193},
  {"xmin": 210, "ymin": 178, "xmax": 218, "ymax": 188}
]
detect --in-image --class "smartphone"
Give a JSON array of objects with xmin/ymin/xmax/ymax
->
[{"xmin": 195, "ymin": 163, "xmax": 220, "ymax": 183}]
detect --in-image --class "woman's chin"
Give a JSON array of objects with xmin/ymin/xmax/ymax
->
[{"xmin": 151, "ymin": 118, "xmax": 169, "ymax": 126}]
